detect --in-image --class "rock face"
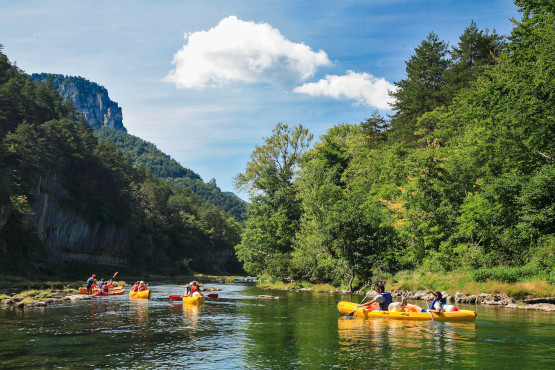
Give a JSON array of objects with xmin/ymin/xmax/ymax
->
[
  {"xmin": 26, "ymin": 173, "xmax": 130, "ymax": 265},
  {"xmin": 30, "ymin": 73, "xmax": 126, "ymax": 132}
]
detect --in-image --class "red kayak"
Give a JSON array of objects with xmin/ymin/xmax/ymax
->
[{"xmin": 93, "ymin": 288, "xmax": 125, "ymax": 296}]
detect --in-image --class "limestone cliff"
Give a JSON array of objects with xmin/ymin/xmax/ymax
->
[
  {"xmin": 27, "ymin": 173, "xmax": 130, "ymax": 266},
  {"xmin": 30, "ymin": 73, "xmax": 127, "ymax": 132}
]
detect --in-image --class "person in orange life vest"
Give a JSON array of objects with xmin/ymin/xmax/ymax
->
[
  {"xmin": 86, "ymin": 274, "xmax": 96, "ymax": 295},
  {"xmin": 132, "ymin": 281, "xmax": 139, "ymax": 292}
]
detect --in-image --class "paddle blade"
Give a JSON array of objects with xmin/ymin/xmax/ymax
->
[
  {"xmin": 169, "ymin": 295, "xmax": 182, "ymax": 300},
  {"xmin": 207, "ymin": 293, "xmax": 219, "ymax": 299},
  {"xmin": 112, "ymin": 272, "xmax": 119, "ymax": 279}
]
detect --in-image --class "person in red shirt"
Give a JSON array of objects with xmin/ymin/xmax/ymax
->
[{"xmin": 138, "ymin": 281, "xmax": 148, "ymax": 291}]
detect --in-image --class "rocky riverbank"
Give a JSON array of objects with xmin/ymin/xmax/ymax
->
[
  {"xmin": 2, "ymin": 294, "xmax": 92, "ymax": 310},
  {"xmin": 390, "ymin": 290, "xmax": 555, "ymax": 312},
  {"xmin": 259, "ymin": 285, "xmax": 555, "ymax": 312}
]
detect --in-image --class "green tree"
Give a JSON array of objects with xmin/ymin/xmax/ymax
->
[
  {"xmin": 234, "ymin": 123, "xmax": 312, "ymax": 279},
  {"xmin": 445, "ymin": 21, "xmax": 505, "ymax": 98},
  {"xmin": 389, "ymin": 32, "xmax": 451, "ymax": 144}
]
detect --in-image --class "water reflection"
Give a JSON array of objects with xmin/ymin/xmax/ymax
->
[
  {"xmin": 129, "ymin": 298, "xmax": 149, "ymax": 337},
  {"xmin": 337, "ymin": 317, "xmax": 477, "ymax": 367},
  {"xmin": 182, "ymin": 303, "xmax": 202, "ymax": 332}
]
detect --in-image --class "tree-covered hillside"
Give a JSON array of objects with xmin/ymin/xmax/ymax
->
[
  {"xmin": 235, "ymin": 0, "xmax": 554, "ymax": 288},
  {"xmin": 0, "ymin": 46, "xmax": 242, "ymax": 275},
  {"xmin": 94, "ymin": 127, "xmax": 247, "ymax": 221}
]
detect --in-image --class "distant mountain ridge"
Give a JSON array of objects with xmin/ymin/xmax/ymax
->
[
  {"xmin": 31, "ymin": 73, "xmax": 246, "ymax": 220},
  {"xmin": 30, "ymin": 73, "xmax": 126, "ymax": 132},
  {"xmin": 95, "ymin": 128, "xmax": 247, "ymax": 220}
]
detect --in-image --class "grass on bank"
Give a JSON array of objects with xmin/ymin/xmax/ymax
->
[
  {"xmin": 254, "ymin": 269, "xmax": 555, "ymax": 301},
  {"xmin": 387, "ymin": 270, "xmax": 555, "ymax": 300}
]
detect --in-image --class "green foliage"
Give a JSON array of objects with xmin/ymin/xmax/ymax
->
[
  {"xmin": 471, "ymin": 266, "xmax": 540, "ymax": 283},
  {"xmin": 0, "ymin": 48, "xmax": 243, "ymax": 276},
  {"xmin": 234, "ymin": 2, "xmax": 554, "ymax": 285},
  {"xmin": 94, "ymin": 127, "xmax": 246, "ymax": 221},
  {"xmin": 234, "ymin": 123, "xmax": 312, "ymax": 280}
]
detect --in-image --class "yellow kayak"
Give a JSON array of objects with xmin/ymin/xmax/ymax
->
[
  {"xmin": 183, "ymin": 295, "xmax": 205, "ymax": 305},
  {"xmin": 337, "ymin": 301, "xmax": 476, "ymax": 322},
  {"xmin": 130, "ymin": 290, "xmax": 151, "ymax": 299}
]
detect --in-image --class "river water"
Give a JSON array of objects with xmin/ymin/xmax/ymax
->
[{"xmin": 0, "ymin": 283, "xmax": 553, "ymax": 368}]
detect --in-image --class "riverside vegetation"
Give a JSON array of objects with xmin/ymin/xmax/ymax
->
[
  {"xmin": 0, "ymin": 1, "xmax": 553, "ymax": 304},
  {"xmin": 0, "ymin": 46, "xmax": 242, "ymax": 277},
  {"xmin": 234, "ymin": 1, "xmax": 554, "ymax": 297}
]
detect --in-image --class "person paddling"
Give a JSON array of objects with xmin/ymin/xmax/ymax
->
[
  {"xmin": 185, "ymin": 281, "xmax": 203, "ymax": 297},
  {"xmin": 426, "ymin": 291, "xmax": 446, "ymax": 313},
  {"xmin": 138, "ymin": 281, "xmax": 148, "ymax": 292},
  {"xmin": 357, "ymin": 284, "xmax": 392, "ymax": 311},
  {"xmin": 86, "ymin": 274, "xmax": 96, "ymax": 295}
]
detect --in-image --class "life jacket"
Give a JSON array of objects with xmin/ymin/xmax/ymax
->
[
  {"xmin": 138, "ymin": 284, "xmax": 146, "ymax": 291},
  {"xmin": 379, "ymin": 292, "xmax": 393, "ymax": 311},
  {"xmin": 189, "ymin": 285, "xmax": 199, "ymax": 296},
  {"xmin": 132, "ymin": 285, "xmax": 138, "ymax": 292},
  {"xmin": 103, "ymin": 285, "xmax": 109, "ymax": 293},
  {"xmin": 429, "ymin": 297, "xmax": 447, "ymax": 310}
]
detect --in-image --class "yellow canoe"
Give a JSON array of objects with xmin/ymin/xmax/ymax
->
[
  {"xmin": 337, "ymin": 301, "xmax": 476, "ymax": 322},
  {"xmin": 130, "ymin": 290, "xmax": 151, "ymax": 299},
  {"xmin": 183, "ymin": 295, "xmax": 205, "ymax": 305}
]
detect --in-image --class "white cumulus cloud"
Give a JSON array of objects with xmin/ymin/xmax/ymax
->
[
  {"xmin": 166, "ymin": 16, "xmax": 331, "ymax": 89},
  {"xmin": 294, "ymin": 71, "xmax": 397, "ymax": 109}
]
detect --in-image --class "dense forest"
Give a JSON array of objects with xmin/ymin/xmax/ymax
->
[
  {"xmin": 234, "ymin": 0, "xmax": 554, "ymax": 290},
  {"xmin": 94, "ymin": 127, "xmax": 247, "ymax": 221},
  {"xmin": 0, "ymin": 48, "xmax": 242, "ymax": 275}
]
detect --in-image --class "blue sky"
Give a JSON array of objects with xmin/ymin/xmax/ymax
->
[{"xmin": 1, "ymin": 0, "xmax": 518, "ymax": 199}]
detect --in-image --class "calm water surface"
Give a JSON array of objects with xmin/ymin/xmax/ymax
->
[{"xmin": 0, "ymin": 283, "xmax": 554, "ymax": 368}]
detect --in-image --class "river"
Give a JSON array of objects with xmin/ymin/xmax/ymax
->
[{"xmin": 0, "ymin": 283, "xmax": 553, "ymax": 368}]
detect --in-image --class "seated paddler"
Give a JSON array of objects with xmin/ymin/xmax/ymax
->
[{"xmin": 357, "ymin": 284, "xmax": 392, "ymax": 311}]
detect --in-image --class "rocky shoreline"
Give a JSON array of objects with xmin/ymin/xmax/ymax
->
[
  {"xmin": 261, "ymin": 285, "xmax": 555, "ymax": 312},
  {"xmin": 390, "ymin": 290, "xmax": 555, "ymax": 312},
  {"xmin": 2, "ymin": 294, "xmax": 92, "ymax": 310}
]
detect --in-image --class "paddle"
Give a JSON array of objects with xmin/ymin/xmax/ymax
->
[
  {"xmin": 426, "ymin": 300, "xmax": 435, "ymax": 321},
  {"xmin": 346, "ymin": 289, "xmax": 374, "ymax": 317},
  {"xmin": 169, "ymin": 293, "xmax": 218, "ymax": 300}
]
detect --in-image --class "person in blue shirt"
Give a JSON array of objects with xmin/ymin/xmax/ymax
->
[
  {"xmin": 427, "ymin": 291, "xmax": 447, "ymax": 313},
  {"xmin": 357, "ymin": 284, "xmax": 393, "ymax": 311},
  {"xmin": 86, "ymin": 274, "xmax": 96, "ymax": 295}
]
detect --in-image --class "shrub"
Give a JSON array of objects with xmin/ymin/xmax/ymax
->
[{"xmin": 471, "ymin": 266, "xmax": 538, "ymax": 283}]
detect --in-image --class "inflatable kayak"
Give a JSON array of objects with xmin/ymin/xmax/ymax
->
[
  {"xmin": 79, "ymin": 285, "xmax": 123, "ymax": 294},
  {"xmin": 130, "ymin": 290, "xmax": 151, "ymax": 299},
  {"xmin": 183, "ymin": 294, "xmax": 205, "ymax": 305},
  {"xmin": 93, "ymin": 288, "xmax": 125, "ymax": 296},
  {"xmin": 337, "ymin": 301, "xmax": 476, "ymax": 322}
]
